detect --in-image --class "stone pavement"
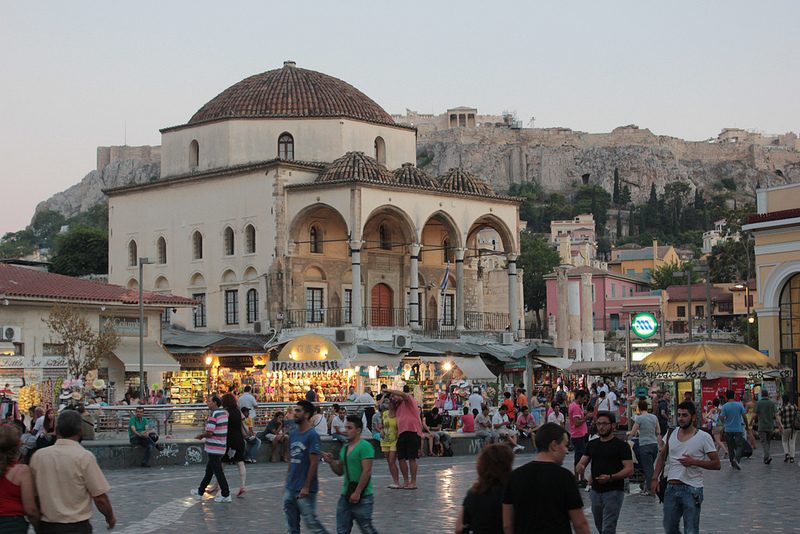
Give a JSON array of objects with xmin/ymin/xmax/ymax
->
[{"xmin": 80, "ymin": 452, "xmax": 798, "ymax": 533}]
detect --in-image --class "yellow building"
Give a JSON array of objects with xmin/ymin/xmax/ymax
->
[
  {"xmin": 742, "ymin": 183, "xmax": 800, "ymax": 395},
  {"xmin": 608, "ymin": 240, "xmax": 680, "ymax": 282}
]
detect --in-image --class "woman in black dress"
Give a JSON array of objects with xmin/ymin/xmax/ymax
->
[
  {"xmin": 221, "ymin": 393, "xmax": 247, "ymax": 497},
  {"xmin": 455, "ymin": 444, "xmax": 514, "ymax": 534}
]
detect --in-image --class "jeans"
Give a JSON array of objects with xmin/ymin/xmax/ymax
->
[
  {"xmin": 199, "ymin": 454, "xmax": 229, "ymax": 497},
  {"xmin": 662, "ymin": 483, "xmax": 703, "ymax": 534},
  {"xmin": 364, "ymin": 407, "xmax": 376, "ymax": 431},
  {"xmin": 476, "ymin": 430, "xmax": 498, "ymax": 443},
  {"xmin": 336, "ymin": 494, "xmax": 379, "ymax": 534},
  {"xmin": 432, "ymin": 431, "xmax": 451, "ymax": 447},
  {"xmin": 638, "ymin": 443, "xmax": 659, "ymax": 491},
  {"xmin": 130, "ymin": 433, "xmax": 158, "ymax": 465},
  {"xmin": 283, "ymin": 488, "xmax": 330, "ymax": 534},
  {"xmin": 245, "ymin": 437, "xmax": 261, "ymax": 461},
  {"xmin": 38, "ymin": 520, "xmax": 92, "ymax": 534},
  {"xmin": 781, "ymin": 429, "xmax": 797, "ymax": 458},
  {"xmin": 758, "ymin": 430, "xmax": 773, "ymax": 461},
  {"xmin": 589, "ymin": 489, "xmax": 624, "ymax": 534},
  {"xmin": 725, "ymin": 431, "xmax": 744, "ymax": 464}
]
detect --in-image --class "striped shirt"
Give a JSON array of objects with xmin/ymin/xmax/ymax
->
[
  {"xmin": 778, "ymin": 403, "xmax": 797, "ymax": 430},
  {"xmin": 205, "ymin": 408, "xmax": 228, "ymax": 455}
]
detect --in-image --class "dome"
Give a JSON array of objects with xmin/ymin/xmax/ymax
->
[
  {"xmin": 189, "ymin": 61, "xmax": 396, "ymax": 126},
  {"xmin": 438, "ymin": 168, "xmax": 495, "ymax": 196},
  {"xmin": 393, "ymin": 163, "xmax": 437, "ymax": 188},
  {"xmin": 316, "ymin": 152, "xmax": 395, "ymax": 185}
]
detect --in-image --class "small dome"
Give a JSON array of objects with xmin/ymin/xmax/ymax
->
[
  {"xmin": 438, "ymin": 168, "xmax": 495, "ymax": 196},
  {"xmin": 392, "ymin": 163, "xmax": 436, "ymax": 188},
  {"xmin": 316, "ymin": 152, "xmax": 395, "ymax": 184},
  {"xmin": 189, "ymin": 61, "xmax": 396, "ymax": 126}
]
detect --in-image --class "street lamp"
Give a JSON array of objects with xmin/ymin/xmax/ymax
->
[
  {"xmin": 138, "ymin": 257, "xmax": 154, "ymax": 400},
  {"xmin": 732, "ymin": 282, "xmax": 753, "ymax": 346},
  {"xmin": 673, "ymin": 269, "xmax": 693, "ymax": 342}
]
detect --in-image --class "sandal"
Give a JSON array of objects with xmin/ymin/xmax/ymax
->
[
  {"xmin": 388, "ymin": 484, "xmax": 402, "ymax": 489},
  {"xmin": 403, "ymin": 484, "xmax": 418, "ymax": 490},
  {"xmin": 237, "ymin": 488, "xmax": 246, "ymax": 498}
]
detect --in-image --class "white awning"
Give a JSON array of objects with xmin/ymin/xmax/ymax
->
[
  {"xmin": 112, "ymin": 339, "xmax": 179, "ymax": 372},
  {"xmin": 0, "ymin": 341, "xmax": 16, "ymax": 355},
  {"xmin": 452, "ymin": 356, "xmax": 496, "ymax": 380},
  {"xmin": 533, "ymin": 357, "xmax": 574, "ymax": 370},
  {"xmin": 351, "ymin": 353, "xmax": 403, "ymax": 368}
]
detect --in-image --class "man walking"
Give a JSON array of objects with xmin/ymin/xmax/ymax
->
[
  {"xmin": 191, "ymin": 395, "xmax": 231, "ymax": 502},
  {"xmin": 503, "ymin": 422, "xmax": 590, "ymax": 534},
  {"xmin": 569, "ymin": 389, "xmax": 589, "ymax": 487},
  {"xmin": 652, "ymin": 401, "xmax": 720, "ymax": 534},
  {"xmin": 754, "ymin": 390, "xmax": 783, "ymax": 464},
  {"xmin": 322, "ymin": 415, "xmax": 380, "ymax": 534},
  {"xmin": 576, "ymin": 411, "xmax": 634, "ymax": 533},
  {"xmin": 777, "ymin": 394, "xmax": 798, "ymax": 462},
  {"xmin": 30, "ymin": 409, "xmax": 116, "ymax": 533},
  {"xmin": 656, "ymin": 391, "xmax": 671, "ymax": 437},
  {"xmin": 283, "ymin": 400, "xmax": 329, "ymax": 534},
  {"xmin": 387, "ymin": 386, "xmax": 422, "ymax": 489},
  {"xmin": 719, "ymin": 389, "xmax": 748, "ymax": 470}
]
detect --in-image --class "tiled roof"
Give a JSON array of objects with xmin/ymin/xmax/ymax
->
[
  {"xmin": 0, "ymin": 264, "xmax": 196, "ymax": 306},
  {"xmin": 316, "ymin": 152, "xmax": 395, "ymax": 185},
  {"xmin": 392, "ymin": 163, "xmax": 436, "ymax": 188},
  {"xmin": 746, "ymin": 208, "xmax": 800, "ymax": 225},
  {"xmin": 438, "ymin": 168, "xmax": 495, "ymax": 196},
  {"xmin": 665, "ymin": 284, "xmax": 733, "ymax": 303},
  {"xmin": 188, "ymin": 61, "xmax": 397, "ymax": 127},
  {"xmin": 614, "ymin": 246, "xmax": 673, "ymax": 261}
]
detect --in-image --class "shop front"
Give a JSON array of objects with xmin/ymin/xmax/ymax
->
[{"xmin": 399, "ymin": 354, "xmax": 497, "ymax": 410}]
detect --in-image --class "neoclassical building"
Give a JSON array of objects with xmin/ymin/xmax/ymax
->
[{"xmin": 106, "ymin": 61, "xmax": 523, "ymax": 343}]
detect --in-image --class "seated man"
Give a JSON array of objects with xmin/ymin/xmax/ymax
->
[
  {"xmin": 475, "ymin": 405, "xmax": 499, "ymax": 443},
  {"xmin": 493, "ymin": 405, "xmax": 524, "ymax": 452},
  {"xmin": 424, "ymin": 407, "xmax": 452, "ymax": 455},
  {"xmin": 264, "ymin": 411, "xmax": 290, "ymax": 462},
  {"xmin": 129, "ymin": 406, "xmax": 163, "ymax": 467},
  {"xmin": 330, "ymin": 405, "xmax": 348, "ymax": 443},
  {"xmin": 241, "ymin": 406, "xmax": 261, "ymax": 463},
  {"xmin": 516, "ymin": 405, "xmax": 537, "ymax": 448},
  {"xmin": 459, "ymin": 407, "xmax": 476, "ymax": 433}
]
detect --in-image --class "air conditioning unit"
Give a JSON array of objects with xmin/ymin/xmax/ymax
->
[
  {"xmin": 335, "ymin": 329, "xmax": 355, "ymax": 344},
  {"xmin": 392, "ymin": 333, "xmax": 412, "ymax": 349},
  {"xmin": 501, "ymin": 332, "xmax": 514, "ymax": 345},
  {"xmin": 2, "ymin": 326, "xmax": 21, "ymax": 342}
]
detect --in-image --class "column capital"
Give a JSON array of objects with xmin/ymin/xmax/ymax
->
[
  {"xmin": 409, "ymin": 243, "xmax": 422, "ymax": 256},
  {"xmin": 349, "ymin": 240, "xmax": 364, "ymax": 252},
  {"xmin": 506, "ymin": 252, "xmax": 519, "ymax": 262},
  {"xmin": 455, "ymin": 247, "xmax": 466, "ymax": 262},
  {"xmin": 580, "ymin": 272, "xmax": 593, "ymax": 284}
]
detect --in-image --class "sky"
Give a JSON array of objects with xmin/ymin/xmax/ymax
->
[{"xmin": 1, "ymin": 1, "xmax": 798, "ymax": 235}]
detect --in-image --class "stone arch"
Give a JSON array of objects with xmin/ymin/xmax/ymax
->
[
  {"xmin": 154, "ymin": 276, "xmax": 170, "ymax": 290},
  {"xmin": 189, "ymin": 272, "xmax": 206, "ymax": 287},
  {"xmin": 762, "ymin": 261, "xmax": 800, "ymax": 309},
  {"xmin": 362, "ymin": 204, "xmax": 416, "ymax": 252},
  {"xmin": 191, "ymin": 230, "xmax": 203, "ymax": 260},
  {"xmin": 420, "ymin": 210, "xmax": 463, "ymax": 248},
  {"xmin": 288, "ymin": 203, "xmax": 350, "ymax": 255},
  {"xmin": 221, "ymin": 269, "xmax": 237, "ymax": 284},
  {"xmin": 244, "ymin": 224, "xmax": 256, "ymax": 254},
  {"xmin": 466, "ymin": 213, "xmax": 516, "ymax": 254},
  {"xmin": 223, "ymin": 226, "xmax": 235, "ymax": 256},
  {"xmin": 243, "ymin": 266, "xmax": 259, "ymax": 282},
  {"xmin": 189, "ymin": 140, "xmax": 199, "ymax": 169},
  {"xmin": 304, "ymin": 265, "xmax": 327, "ymax": 282},
  {"xmin": 374, "ymin": 136, "xmax": 386, "ymax": 165},
  {"xmin": 156, "ymin": 236, "xmax": 167, "ymax": 264},
  {"xmin": 127, "ymin": 278, "xmax": 138, "ymax": 290},
  {"xmin": 127, "ymin": 240, "xmax": 137, "ymax": 267}
]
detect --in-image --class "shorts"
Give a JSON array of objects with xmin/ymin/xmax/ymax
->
[
  {"xmin": 381, "ymin": 440, "xmax": 397, "ymax": 453},
  {"xmin": 396, "ymin": 431, "xmax": 421, "ymax": 460},
  {"xmin": 226, "ymin": 445, "xmax": 246, "ymax": 463}
]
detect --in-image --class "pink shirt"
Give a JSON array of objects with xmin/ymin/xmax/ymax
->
[
  {"xmin": 461, "ymin": 413, "xmax": 475, "ymax": 432},
  {"xmin": 396, "ymin": 396, "xmax": 422, "ymax": 435},
  {"xmin": 568, "ymin": 401, "xmax": 587, "ymax": 438}
]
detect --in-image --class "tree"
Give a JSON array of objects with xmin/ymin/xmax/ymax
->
[
  {"xmin": 620, "ymin": 185, "xmax": 631, "ymax": 206},
  {"xmin": 517, "ymin": 231, "xmax": 561, "ymax": 337},
  {"xmin": 574, "ymin": 185, "xmax": 612, "ymax": 230},
  {"xmin": 709, "ymin": 239, "xmax": 755, "ymax": 283},
  {"xmin": 43, "ymin": 305, "xmax": 119, "ymax": 380},
  {"xmin": 30, "ymin": 210, "xmax": 66, "ymax": 249},
  {"xmin": 50, "ymin": 225, "xmax": 108, "ymax": 276},
  {"xmin": 613, "ymin": 168, "xmax": 621, "ymax": 206},
  {"xmin": 651, "ymin": 260, "xmax": 701, "ymax": 289}
]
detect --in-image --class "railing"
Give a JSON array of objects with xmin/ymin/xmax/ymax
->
[
  {"xmin": 283, "ymin": 308, "xmax": 351, "ymax": 328},
  {"xmin": 421, "ymin": 318, "xmax": 458, "ymax": 338},
  {"xmin": 363, "ymin": 307, "xmax": 407, "ymax": 328},
  {"xmin": 464, "ymin": 311, "xmax": 510, "ymax": 332}
]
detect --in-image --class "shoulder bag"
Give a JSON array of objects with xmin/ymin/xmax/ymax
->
[
  {"xmin": 343, "ymin": 444, "xmax": 365, "ymax": 503},
  {"xmin": 656, "ymin": 428, "xmax": 675, "ymax": 503},
  {"xmin": 792, "ymin": 405, "xmax": 800, "ymax": 431}
]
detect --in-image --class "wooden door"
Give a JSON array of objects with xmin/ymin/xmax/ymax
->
[{"xmin": 371, "ymin": 283, "xmax": 393, "ymax": 326}]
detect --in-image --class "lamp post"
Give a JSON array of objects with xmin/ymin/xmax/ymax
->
[
  {"xmin": 673, "ymin": 268, "xmax": 692, "ymax": 342},
  {"xmin": 732, "ymin": 282, "xmax": 753, "ymax": 346},
  {"xmin": 138, "ymin": 257, "xmax": 154, "ymax": 400}
]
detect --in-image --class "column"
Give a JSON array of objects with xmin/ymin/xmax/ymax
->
[
  {"xmin": 580, "ymin": 272, "xmax": 594, "ymax": 361},
  {"xmin": 350, "ymin": 240, "xmax": 363, "ymax": 327},
  {"xmin": 507, "ymin": 253, "xmax": 520, "ymax": 339},
  {"xmin": 455, "ymin": 248, "xmax": 466, "ymax": 331},
  {"xmin": 409, "ymin": 244, "xmax": 421, "ymax": 330},
  {"xmin": 568, "ymin": 280, "xmax": 582, "ymax": 360},
  {"xmin": 556, "ymin": 266, "xmax": 569, "ymax": 358}
]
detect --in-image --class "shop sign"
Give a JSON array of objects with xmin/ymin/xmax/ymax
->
[
  {"xmin": 0, "ymin": 356, "xmax": 24, "ymax": 368},
  {"xmin": 29, "ymin": 356, "xmax": 68, "ymax": 368},
  {"xmin": 278, "ymin": 334, "xmax": 344, "ymax": 361},
  {"xmin": 218, "ymin": 355, "xmax": 256, "ymax": 368},
  {"xmin": 269, "ymin": 360, "xmax": 344, "ymax": 372},
  {"xmin": 174, "ymin": 355, "xmax": 205, "ymax": 368},
  {"xmin": 100, "ymin": 316, "xmax": 147, "ymax": 337},
  {"xmin": 631, "ymin": 312, "xmax": 658, "ymax": 339}
]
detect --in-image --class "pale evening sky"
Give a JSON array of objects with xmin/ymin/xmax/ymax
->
[{"xmin": 1, "ymin": 1, "xmax": 798, "ymax": 235}]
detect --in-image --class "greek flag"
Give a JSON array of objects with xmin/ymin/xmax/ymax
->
[{"xmin": 439, "ymin": 262, "xmax": 450, "ymax": 295}]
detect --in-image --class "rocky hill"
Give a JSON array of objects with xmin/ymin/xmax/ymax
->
[{"xmin": 416, "ymin": 125, "xmax": 800, "ymax": 202}]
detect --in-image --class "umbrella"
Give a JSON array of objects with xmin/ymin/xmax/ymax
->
[{"xmin": 625, "ymin": 342, "xmax": 793, "ymax": 381}]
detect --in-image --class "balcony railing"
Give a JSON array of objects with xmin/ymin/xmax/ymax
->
[
  {"xmin": 421, "ymin": 318, "xmax": 458, "ymax": 339},
  {"xmin": 464, "ymin": 311, "xmax": 510, "ymax": 332}
]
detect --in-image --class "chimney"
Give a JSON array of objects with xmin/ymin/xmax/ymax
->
[{"xmin": 283, "ymin": 60, "xmax": 297, "ymax": 68}]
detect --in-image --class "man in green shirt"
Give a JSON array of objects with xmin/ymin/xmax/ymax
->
[
  {"xmin": 322, "ymin": 415, "xmax": 379, "ymax": 534},
  {"xmin": 128, "ymin": 406, "xmax": 163, "ymax": 467},
  {"xmin": 754, "ymin": 390, "xmax": 784, "ymax": 465}
]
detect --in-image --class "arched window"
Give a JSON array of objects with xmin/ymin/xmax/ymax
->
[
  {"xmin": 189, "ymin": 140, "xmax": 199, "ymax": 169},
  {"xmin": 128, "ymin": 240, "xmax": 137, "ymax": 267},
  {"xmin": 156, "ymin": 236, "xmax": 167, "ymax": 264},
  {"xmin": 379, "ymin": 225, "xmax": 391, "ymax": 250},
  {"xmin": 310, "ymin": 225, "xmax": 323, "ymax": 254},
  {"xmin": 192, "ymin": 231, "xmax": 203, "ymax": 260},
  {"xmin": 245, "ymin": 224, "xmax": 256, "ymax": 254},
  {"xmin": 278, "ymin": 133, "xmax": 294, "ymax": 160},
  {"xmin": 443, "ymin": 238, "xmax": 454, "ymax": 264},
  {"xmin": 246, "ymin": 288, "xmax": 259, "ymax": 324},
  {"xmin": 223, "ymin": 226, "xmax": 235, "ymax": 256},
  {"xmin": 780, "ymin": 273, "xmax": 800, "ymax": 352},
  {"xmin": 374, "ymin": 136, "xmax": 386, "ymax": 165}
]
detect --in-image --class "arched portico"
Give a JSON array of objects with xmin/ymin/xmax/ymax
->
[{"xmin": 288, "ymin": 203, "xmax": 350, "ymax": 258}]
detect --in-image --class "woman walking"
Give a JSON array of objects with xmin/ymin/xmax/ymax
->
[
  {"xmin": 222, "ymin": 393, "xmax": 247, "ymax": 497},
  {"xmin": 626, "ymin": 400, "xmax": 662, "ymax": 496},
  {"xmin": 454, "ymin": 444, "xmax": 514, "ymax": 534},
  {"xmin": 709, "ymin": 398, "xmax": 728, "ymax": 458},
  {"xmin": 380, "ymin": 401, "xmax": 401, "ymax": 489},
  {"xmin": 0, "ymin": 425, "xmax": 39, "ymax": 533}
]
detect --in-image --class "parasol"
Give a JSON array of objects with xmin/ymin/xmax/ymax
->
[{"xmin": 625, "ymin": 342, "xmax": 793, "ymax": 381}]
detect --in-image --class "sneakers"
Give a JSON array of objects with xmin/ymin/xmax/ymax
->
[
  {"xmin": 189, "ymin": 489, "xmax": 202, "ymax": 498},
  {"xmin": 765, "ymin": 457, "xmax": 773, "ymax": 465},
  {"xmin": 214, "ymin": 495, "xmax": 232, "ymax": 503},
  {"xmin": 513, "ymin": 445, "xmax": 525, "ymax": 452}
]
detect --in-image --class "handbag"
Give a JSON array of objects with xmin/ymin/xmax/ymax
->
[
  {"xmin": 792, "ymin": 406, "xmax": 800, "ymax": 431},
  {"xmin": 343, "ymin": 445, "xmax": 362, "ymax": 503},
  {"xmin": 656, "ymin": 428, "xmax": 675, "ymax": 503}
]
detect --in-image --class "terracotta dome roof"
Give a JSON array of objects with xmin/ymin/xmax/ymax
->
[
  {"xmin": 438, "ymin": 168, "xmax": 495, "ymax": 196},
  {"xmin": 188, "ymin": 61, "xmax": 396, "ymax": 126},
  {"xmin": 392, "ymin": 163, "xmax": 437, "ymax": 188},
  {"xmin": 316, "ymin": 152, "xmax": 395, "ymax": 184}
]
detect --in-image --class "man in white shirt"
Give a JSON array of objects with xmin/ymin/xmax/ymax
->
[
  {"xmin": 607, "ymin": 388, "xmax": 618, "ymax": 413},
  {"xmin": 596, "ymin": 381, "xmax": 610, "ymax": 396},
  {"xmin": 356, "ymin": 388, "xmax": 376, "ymax": 432},
  {"xmin": 347, "ymin": 386, "xmax": 358, "ymax": 402},
  {"xmin": 330, "ymin": 405, "xmax": 348, "ymax": 443},
  {"xmin": 237, "ymin": 386, "xmax": 258, "ymax": 412},
  {"xmin": 468, "ymin": 389, "xmax": 484, "ymax": 415},
  {"xmin": 492, "ymin": 405, "xmax": 524, "ymax": 452},
  {"xmin": 652, "ymin": 401, "xmax": 720, "ymax": 534}
]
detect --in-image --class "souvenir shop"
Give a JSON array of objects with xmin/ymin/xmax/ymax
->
[{"xmin": 398, "ymin": 354, "xmax": 497, "ymax": 411}]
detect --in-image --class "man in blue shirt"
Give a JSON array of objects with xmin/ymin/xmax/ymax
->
[
  {"xmin": 283, "ymin": 400, "xmax": 330, "ymax": 534},
  {"xmin": 719, "ymin": 389, "xmax": 748, "ymax": 470}
]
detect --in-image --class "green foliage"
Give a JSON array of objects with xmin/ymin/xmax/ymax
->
[
  {"xmin": 612, "ymin": 168, "xmax": 621, "ymax": 205},
  {"xmin": 50, "ymin": 225, "xmax": 108, "ymax": 276},
  {"xmin": 30, "ymin": 210, "xmax": 66, "ymax": 248},
  {"xmin": 416, "ymin": 149, "xmax": 433, "ymax": 169},
  {"xmin": 574, "ymin": 185, "xmax": 611, "ymax": 231},
  {"xmin": 517, "ymin": 230, "xmax": 561, "ymax": 336},
  {"xmin": 651, "ymin": 260, "xmax": 701, "ymax": 289},
  {"xmin": 719, "ymin": 177, "xmax": 737, "ymax": 191},
  {"xmin": 620, "ymin": 185, "xmax": 631, "ymax": 206},
  {"xmin": 709, "ymin": 239, "xmax": 754, "ymax": 283},
  {"xmin": 0, "ymin": 229, "xmax": 37, "ymax": 258}
]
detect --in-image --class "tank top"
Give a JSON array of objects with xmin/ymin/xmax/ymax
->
[{"xmin": 0, "ymin": 465, "xmax": 24, "ymax": 517}]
